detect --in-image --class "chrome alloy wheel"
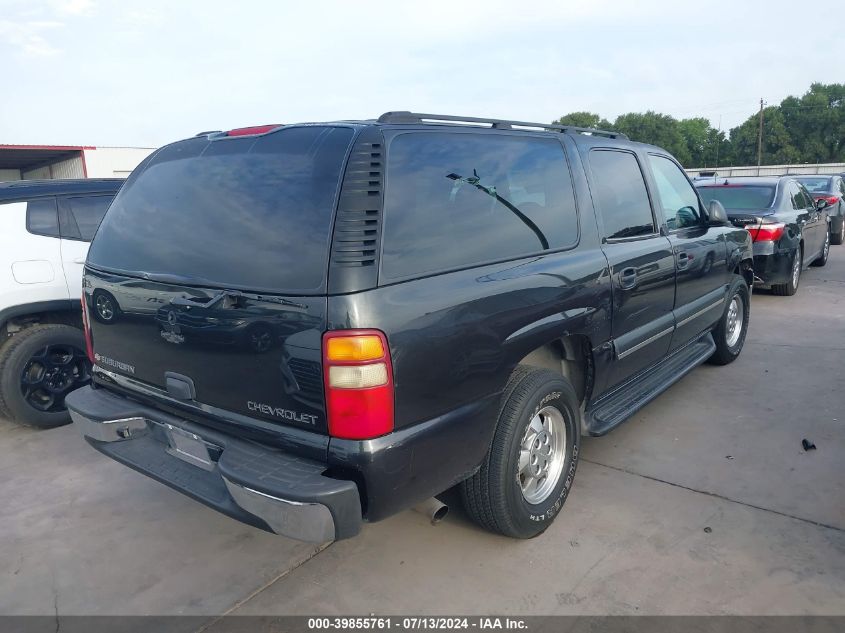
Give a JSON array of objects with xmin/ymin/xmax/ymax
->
[
  {"xmin": 725, "ymin": 295, "xmax": 744, "ymax": 348},
  {"xmin": 518, "ymin": 405, "xmax": 567, "ymax": 504},
  {"xmin": 791, "ymin": 251, "xmax": 801, "ymax": 288}
]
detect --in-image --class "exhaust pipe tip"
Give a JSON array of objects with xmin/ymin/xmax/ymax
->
[{"xmin": 412, "ymin": 497, "xmax": 449, "ymax": 525}]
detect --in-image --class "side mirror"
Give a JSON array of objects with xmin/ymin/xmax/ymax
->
[
  {"xmin": 815, "ymin": 198, "xmax": 828, "ymax": 210},
  {"xmin": 708, "ymin": 200, "xmax": 729, "ymax": 226}
]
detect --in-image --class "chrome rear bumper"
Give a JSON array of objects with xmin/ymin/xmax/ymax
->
[{"xmin": 68, "ymin": 386, "xmax": 362, "ymax": 543}]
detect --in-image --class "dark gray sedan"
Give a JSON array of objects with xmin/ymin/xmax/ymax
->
[{"xmin": 795, "ymin": 175, "xmax": 845, "ymax": 245}]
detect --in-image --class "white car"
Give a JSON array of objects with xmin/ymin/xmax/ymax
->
[{"xmin": 0, "ymin": 178, "xmax": 122, "ymax": 427}]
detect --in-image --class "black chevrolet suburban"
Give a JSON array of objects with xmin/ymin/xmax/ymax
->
[{"xmin": 67, "ymin": 112, "xmax": 754, "ymax": 542}]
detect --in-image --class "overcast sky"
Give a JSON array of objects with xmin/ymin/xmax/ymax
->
[{"xmin": 1, "ymin": 0, "xmax": 842, "ymax": 148}]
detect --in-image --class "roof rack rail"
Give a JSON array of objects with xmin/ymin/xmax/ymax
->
[{"xmin": 376, "ymin": 111, "xmax": 628, "ymax": 140}]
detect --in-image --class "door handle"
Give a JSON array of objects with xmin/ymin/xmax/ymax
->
[
  {"xmin": 676, "ymin": 252, "xmax": 690, "ymax": 270},
  {"xmin": 73, "ymin": 257, "xmax": 86, "ymax": 264},
  {"xmin": 619, "ymin": 267, "xmax": 637, "ymax": 290}
]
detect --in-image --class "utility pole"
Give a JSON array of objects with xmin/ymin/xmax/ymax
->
[
  {"xmin": 715, "ymin": 115, "xmax": 722, "ymax": 168},
  {"xmin": 756, "ymin": 98, "xmax": 764, "ymax": 174}
]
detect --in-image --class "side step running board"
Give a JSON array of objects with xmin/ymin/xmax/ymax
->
[{"xmin": 585, "ymin": 334, "xmax": 716, "ymax": 436}]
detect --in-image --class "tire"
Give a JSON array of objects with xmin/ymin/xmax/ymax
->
[
  {"xmin": 708, "ymin": 277, "xmax": 750, "ymax": 366},
  {"xmin": 0, "ymin": 336, "xmax": 13, "ymax": 420},
  {"xmin": 461, "ymin": 366, "xmax": 580, "ymax": 538},
  {"xmin": 772, "ymin": 247, "xmax": 801, "ymax": 296},
  {"xmin": 0, "ymin": 324, "xmax": 91, "ymax": 428},
  {"xmin": 832, "ymin": 216, "xmax": 844, "ymax": 246},
  {"xmin": 92, "ymin": 289, "xmax": 121, "ymax": 324},
  {"xmin": 811, "ymin": 229, "xmax": 830, "ymax": 267}
]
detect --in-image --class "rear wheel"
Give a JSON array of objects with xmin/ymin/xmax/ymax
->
[
  {"xmin": 708, "ymin": 277, "xmax": 750, "ymax": 366},
  {"xmin": 0, "ymin": 325, "xmax": 91, "ymax": 428},
  {"xmin": 832, "ymin": 217, "xmax": 844, "ymax": 246},
  {"xmin": 461, "ymin": 366, "xmax": 580, "ymax": 538},
  {"xmin": 811, "ymin": 229, "xmax": 830, "ymax": 267},
  {"xmin": 772, "ymin": 248, "xmax": 801, "ymax": 296}
]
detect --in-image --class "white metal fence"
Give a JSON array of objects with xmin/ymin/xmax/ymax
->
[{"xmin": 685, "ymin": 163, "xmax": 845, "ymax": 178}]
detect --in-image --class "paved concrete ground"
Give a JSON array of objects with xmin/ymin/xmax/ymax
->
[{"xmin": 2, "ymin": 250, "xmax": 843, "ymax": 618}]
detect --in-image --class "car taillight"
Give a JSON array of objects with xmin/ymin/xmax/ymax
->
[
  {"xmin": 816, "ymin": 195, "xmax": 840, "ymax": 206},
  {"xmin": 323, "ymin": 330, "xmax": 394, "ymax": 440},
  {"xmin": 80, "ymin": 297, "xmax": 95, "ymax": 364},
  {"xmin": 749, "ymin": 222, "xmax": 786, "ymax": 243}
]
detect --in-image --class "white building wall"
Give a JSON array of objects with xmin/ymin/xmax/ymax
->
[
  {"xmin": 83, "ymin": 146, "xmax": 156, "ymax": 178},
  {"xmin": 50, "ymin": 155, "xmax": 85, "ymax": 179}
]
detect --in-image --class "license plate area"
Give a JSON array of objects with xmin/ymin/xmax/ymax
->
[{"xmin": 163, "ymin": 423, "xmax": 218, "ymax": 471}]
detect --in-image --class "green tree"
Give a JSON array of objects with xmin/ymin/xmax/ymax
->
[
  {"xmin": 553, "ymin": 111, "xmax": 612, "ymax": 130},
  {"xmin": 729, "ymin": 106, "xmax": 800, "ymax": 166},
  {"xmin": 780, "ymin": 83, "xmax": 845, "ymax": 163},
  {"xmin": 612, "ymin": 111, "xmax": 691, "ymax": 165}
]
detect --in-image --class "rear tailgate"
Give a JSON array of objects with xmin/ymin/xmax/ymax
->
[{"xmin": 83, "ymin": 125, "xmax": 356, "ymax": 434}]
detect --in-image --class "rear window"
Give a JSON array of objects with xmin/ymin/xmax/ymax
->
[
  {"xmin": 87, "ymin": 126, "xmax": 354, "ymax": 293},
  {"xmin": 381, "ymin": 132, "xmax": 578, "ymax": 279},
  {"xmin": 697, "ymin": 185, "xmax": 776, "ymax": 210},
  {"xmin": 795, "ymin": 177, "xmax": 831, "ymax": 193}
]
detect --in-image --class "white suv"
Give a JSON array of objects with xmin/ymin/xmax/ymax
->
[{"xmin": 0, "ymin": 179, "xmax": 122, "ymax": 427}]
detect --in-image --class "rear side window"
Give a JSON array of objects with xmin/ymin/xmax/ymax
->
[
  {"xmin": 88, "ymin": 126, "xmax": 354, "ymax": 293},
  {"xmin": 26, "ymin": 198, "xmax": 59, "ymax": 237},
  {"xmin": 788, "ymin": 183, "xmax": 807, "ymax": 210},
  {"xmin": 800, "ymin": 187, "xmax": 814, "ymax": 210},
  {"xmin": 589, "ymin": 150, "xmax": 655, "ymax": 239},
  {"xmin": 60, "ymin": 195, "xmax": 113, "ymax": 241},
  {"xmin": 381, "ymin": 133, "xmax": 578, "ymax": 279}
]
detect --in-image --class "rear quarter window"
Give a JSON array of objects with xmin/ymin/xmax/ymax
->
[
  {"xmin": 60, "ymin": 195, "xmax": 114, "ymax": 241},
  {"xmin": 26, "ymin": 198, "xmax": 59, "ymax": 237},
  {"xmin": 381, "ymin": 132, "xmax": 579, "ymax": 280}
]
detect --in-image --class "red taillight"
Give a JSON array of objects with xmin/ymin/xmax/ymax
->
[
  {"xmin": 815, "ymin": 195, "xmax": 840, "ymax": 206},
  {"xmin": 749, "ymin": 222, "xmax": 786, "ymax": 242},
  {"xmin": 80, "ymin": 297, "xmax": 95, "ymax": 364},
  {"xmin": 323, "ymin": 330, "xmax": 394, "ymax": 440},
  {"xmin": 225, "ymin": 124, "xmax": 282, "ymax": 137}
]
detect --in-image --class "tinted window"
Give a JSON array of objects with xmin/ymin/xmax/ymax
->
[
  {"xmin": 697, "ymin": 185, "xmax": 776, "ymax": 210},
  {"xmin": 800, "ymin": 187, "xmax": 814, "ymax": 210},
  {"xmin": 796, "ymin": 177, "xmax": 831, "ymax": 193},
  {"xmin": 589, "ymin": 150, "xmax": 655, "ymax": 239},
  {"xmin": 648, "ymin": 154, "xmax": 704, "ymax": 230},
  {"xmin": 788, "ymin": 183, "xmax": 807, "ymax": 210},
  {"xmin": 26, "ymin": 198, "xmax": 59, "ymax": 237},
  {"xmin": 61, "ymin": 195, "xmax": 113, "ymax": 241},
  {"xmin": 88, "ymin": 126, "xmax": 354, "ymax": 293},
  {"xmin": 382, "ymin": 133, "xmax": 578, "ymax": 279}
]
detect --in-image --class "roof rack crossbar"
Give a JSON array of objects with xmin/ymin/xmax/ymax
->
[{"xmin": 377, "ymin": 111, "xmax": 628, "ymax": 140}]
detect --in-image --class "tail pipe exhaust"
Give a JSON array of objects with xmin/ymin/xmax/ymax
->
[{"xmin": 412, "ymin": 497, "xmax": 449, "ymax": 525}]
